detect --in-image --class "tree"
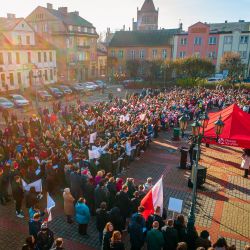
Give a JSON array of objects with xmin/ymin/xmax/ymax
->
[
  {"xmin": 126, "ymin": 60, "xmax": 140, "ymax": 79},
  {"xmin": 107, "ymin": 56, "xmax": 118, "ymax": 76},
  {"xmin": 140, "ymin": 60, "xmax": 163, "ymax": 82},
  {"xmin": 220, "ymin": 52, "xmax": 245, "ymax": 83},
  {"xmin": 173, "ymin": 57, "xmax": 215, "ymax": 79}
]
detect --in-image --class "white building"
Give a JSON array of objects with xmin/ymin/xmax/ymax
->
[{"xmin": 0, "ymin": 14, "xmax": 57, "ymax": 92}]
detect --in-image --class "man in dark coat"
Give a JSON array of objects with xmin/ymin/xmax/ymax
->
[
  {"xmin": 94, "ymin": 180, "xmax": 110, "ymax": 210},
  {"xmin": 29, "ymin": 213, "xmax": 42, "ymax": 240},
  {"xmin": 161, "ymin": 219, "xmax": 178, "ymax": 250},
  {"xmin": 96, "ymin": 202, "xmax": 110, "ymax": 244},
  {"xmin": 69, "ymin": 168, "xmax": 82, "ymax": 200},
  {"xmin": 36, "ymin": 222, "xmax": 54, "ymax": 250},
  {"xmin": 12, "ymin": 175, "xmax": 24, "ymax": 218},
  {"xmin": 115, "ymin": 184, "xmax": 131, "ymax": 229}
]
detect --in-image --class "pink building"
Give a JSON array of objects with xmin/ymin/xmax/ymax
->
[{"xmin": 174, "ymin": 22, "xmax": 220, "ymax": 66}]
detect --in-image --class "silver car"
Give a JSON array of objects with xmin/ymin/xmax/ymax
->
[
  {"xmin": 0, "ymin": 97, "xmax": 14, "ymax": 110},
  {"xmin": 9, "ymin": 94, "xmax": 30, "ymax": 107}
]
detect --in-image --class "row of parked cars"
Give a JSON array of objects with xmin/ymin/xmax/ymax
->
[{"xmin": 0, "ymin": 80, "xmax": 107, "ymax": 110}]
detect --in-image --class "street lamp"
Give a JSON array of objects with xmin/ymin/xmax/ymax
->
[
  {"xmin": 187, "ymin": 113, "xmax": 224, "ymax": 232},
  {"xmin": 179, "ymin": 115, "xmax": 188, "ymax": 138}
]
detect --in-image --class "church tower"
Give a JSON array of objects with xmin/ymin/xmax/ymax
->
[{"xmin": 133, "ymin": 0, "xmax": 159, "ymax": 31}]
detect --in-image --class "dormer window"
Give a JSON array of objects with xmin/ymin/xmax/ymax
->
[
  {"xmin": 78, "ymin": 26, "xmax": 81, "ymax": 32},
  {"xmin": 68, "ymin": 25, "xmax": 73, "ymax": 31}
]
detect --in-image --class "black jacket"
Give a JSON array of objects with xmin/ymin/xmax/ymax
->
[
  {"xmin": 36, "ymin": 229, "xmax": 54, "ymax": 250},
  {"xmin": 110, "ymin": 242, "xmax": 125, "ymax": 250},
  {"xmin": 161, "ymin": 226, "xmax": 178, "ymax": 250},
  {"xmin": 115, "ymin": 191, "xmax": 131, "ymax": 217},
  {"xmin": 12, "ymin": 181, "xmax": 24, "ymax": 200},
  {"xmin": 96, "ymin": 208, "xmax": 110, "ymax": 232}
]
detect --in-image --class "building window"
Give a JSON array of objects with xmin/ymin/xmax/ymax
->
[
  {"xmin": 0, "ymin": 53, "xmax": 4, "ymax": 64},
  {"xmin": 44, "ymin": 70, "xmax": 48, "ymax": 81},
  {"xmin": 44, "ymin": 52, "xmax": 47, "ymax": 62},
  {"xmin": 17, "ymin": 72, "xmax": 22, "ymax": 85},
  {"xmin": 27, "ymin": 52, "xmax": 31, "ymax": 63},
  {"xmin": 131, "ymin": 50, "xmax": 136, "ymax": 59},
  {"xmin": 139, "ymin": 50, "xmax": 145, "ymax": 59},
  {"xmin": 68, "ymin": 25, "xmax": 73, "ymax": 31},
  {"xmin": 162, "ymin": 49, "xmax": 167, "ymax": 59},
  {"xmin": 8, "ymin": 52, "xmax": 12, "ymax": 64},
  {"xmin": 49, "ymin": 52, "xmax": 52, "ymax": 62},
  {"xmin": 111, "ymin": 50, "xmax": 115, "ymax": 57},
  {"xmin": 9, "ymin": 73, "xmax": 14, "ymax": 86},
  {"xmin": 194, "ymin": 51, "xmax": 201, "ymax": 58},
  {"xmin": 16, "ymin": 52, "xmax": 20, "ymax": 64},
  {"xmin": 78, "ymin": 26, "xmax": 81, "ymax": 32},
  {"xmin": 26, "ymin": 36, "xmax": 30, "ymax": 45},
  {"xmin": 194, "ymin": 37, "xmax": 202, "ymax": 45},
  {"xmin": 239, "ymin": 51, "xmax": 247, "ymax": 59},
  {"xmin": 50, "ymin": 69, "xmax": 53, "ymax": 80},
  {"xmin": 17, "ymin": 35, "xmax": 22, "ymax": 45},
  {"xmin": 152, "ymin": 49, "xmax": 157, "ymax": 58},
  {"xmin": 208, "ymin": 51, "xmax": 216, "ymax": 59},
  {"xmin": 118, "ymin": 50, "xmax": 124, "ymax": 58},
  {"xmin": 208, "ymin": 36, "xmax": 217, "ymax": 45},
  {"xmin": 42, "ymin": 23, "xmax": 48, "ymax": 32},
  {"xmin": 180, "ymin": 38, "xmax": 187, "ymax": 45},
  {"xmin": 224, "ymin": 36, "xmax": 233, "ymax": 44},
  {"xmin": 1, "ymin": 74, "xmax": 6, "ymax": 87},
  {"xmin": 38, "ymin": 52, "xmax": 41, "ymax": 63},
  {"xmin": 84, "ymin": 27, "xmax": 87, "ymax": 33},
  {"xmin": 179, "ymin": 51, "xmax": 186, "ymax": 58},
  {"xmin": 240, "ymin": 36, "xmax": 249, "ymax": 44}
]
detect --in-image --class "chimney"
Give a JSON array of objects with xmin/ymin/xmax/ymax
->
[
  {"xmin": 73, "ymin": 11, "xmax": 79, "ymax": 16},
  {"xmin": 47, "ymin": 3, "xmax": 53, "ymax": 9},
  {"xmin": 58, "ymin": 7, "xmax": 68, "ymax": 15},
  {"xmin": 225, "ymin": 20, "xmax": 228, "ymax": 23},
  {"xmin": 7, "ymin": 13, "xmax": 16, "ymax": 19},
  {"xmin": 123, "ymin": 25, "xmax": 125, "ymax": 31},
  {"xmin": 239, "ymin": 20, "xmax": 245, "ymax": 22}
]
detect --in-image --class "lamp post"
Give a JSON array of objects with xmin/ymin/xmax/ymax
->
[{"xmin": 187, "ymin": 113, "xmax": 224, "ymax": 232}]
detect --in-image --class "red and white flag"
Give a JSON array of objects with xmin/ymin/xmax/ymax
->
[
  {"xmin": 45, "ymin": 193, "xmax": 55, "ymax": 222},
  {"xmin": 140, "ymin": 176, "xmax": 163, "ymax": 219}
]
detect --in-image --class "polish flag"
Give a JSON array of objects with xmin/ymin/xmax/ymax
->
[
  {"xmin": 140, "ymin": 176, "xmax": 163, "ymax": 219},
  {"xmin": 45, "ymin": 193, "xmax": 55, "ymax": 222}
]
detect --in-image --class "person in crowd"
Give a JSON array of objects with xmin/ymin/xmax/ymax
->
[
  {"xmin": 245, "ymin": 245, "xmax": 250, "ymax": 250},
  {"xmin": 146, "ymin": 206, "xmax": 165, "ymax": 230},
  {"xmin": 28, "ymin": 213, "xmax": 42, "ymax": 241},
  {"xmin": 63, "ymin": 188, "xmax": 75, "ymax": 224},
  {"xmin": 128, "ymin": 213, "xmax": 145, "ymax": 250},
  {"xmin": 110, "ymin": 231, "xmax": 125, "ymax": 250},
  {"xmin": 174, "ymin": 214, "xmax": 187, "ymax": 243},
  {"xmin": 143, "ymin": 177, "xmax": 153, "ymax": 191},
  {"xmin": 195, "ymin": 230, "xmax": 212, "ymax": 250},
  {"xmin": 228, "ymin": 245, "xmax": 236, "ymax": 250},
  {"xmin": 213, "ymin": 237, "xmax": 228, "ymax": 250},
  {"xmin": 115, "ymin": 184, "xmax": 131, "ymax": 229},
  {"xmin": 161, "ymin": 219, "xmax": 178, "ymax": 250},
  {"xmin": 70, "ymin": 168, "xmax": 82, "ymax": 200},
  {"xmin": 176, "ymin": 242, "xmax": 188, "ymax": 250},
  {"xmin": 102, "ymin": 222, "xmax": 114, "ymax": 250},
  {"xmin": 12, "ymin": 175, "xmax": 25, "ymax": 218},
  {"xmin": 25, "ymin": 187, "xmax": 39, "ymax": 209},
  {"xmin": 131, "ymin": 191, "xmax": 141, "ymax": 214},
  {"xmin": 22, "ymin": 235, "xmax": 35, "ymax": 250},
  {"xmin": 96, "ymin": 202, "xmax": 110, "ymax": 244},
  {"xmin": 36, "ymin": 222, "xmax": 54, "ymax": 250},
  {"xmin": 75, "ymin": 197, "xmax": 90, "ymax": 237},
  {"xmin": 107, "ymin": 177, "xmax": 117, "ymax": 209},
  {"xmin": 108, "ymin": 206, "xmax": 124, "ymax": 232},
  {"xmin": 51, "ymin": 238, "xmax": 64, "ymax": 250},
  {"xmin": 146, "ymin": 221, "xmax": 164, "ymax": 250},
  {"xmin": 95, "ymin": 180, "xmax": 110, "ymax": 210},
  {"xmin": 241, "ymin": 149, "xmax": 250, "ymax": 178},
  {"xmin": 131, "ymin": 206, "xmax": 146, "ymax": 227},
  {"xmin": 29, "ymin": 204, "xmax": 45, "ymax": 220}
]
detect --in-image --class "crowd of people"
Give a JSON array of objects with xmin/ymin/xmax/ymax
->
[{"xmin": 0, "ymin": 86, "xmax": 249, "ymax": 250}]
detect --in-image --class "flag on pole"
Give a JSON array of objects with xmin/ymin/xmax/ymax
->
[
  {"xmin": 140, "ymin": 176, "xmax": 163, "ymax": 219},
  {"xmin": 46, "ymin": 193, "xmax": 55, "ymax": 222}
]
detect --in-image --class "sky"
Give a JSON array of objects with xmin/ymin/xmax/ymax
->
[{"xmin": 0, "ymin": 0, "xmax": 250, "ymax": 34}]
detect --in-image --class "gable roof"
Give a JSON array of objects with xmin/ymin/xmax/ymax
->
[
  {"xmin": 140, "ymin": 0, "xmax": 156, "ymax": 12},
  {"xmin": 44, "ymin": 7, "xmax": 94, "ymax": 28},
  {"xmin": 0, "ymin": 17, "xmax": 24, "ymax": 31},
  {"xmin": 109, "ymin": 29, "xmax": 180, "ymax": 47}
]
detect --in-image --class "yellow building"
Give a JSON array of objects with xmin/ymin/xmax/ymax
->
[{"xmin": 108, "ymin": 29, "xmax": 180, "ymax": 76}]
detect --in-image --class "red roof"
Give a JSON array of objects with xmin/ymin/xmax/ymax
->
[
  {"xmin": 140, "ymin": 0, "xmax": 156, "ymax": 12},
  {"xmin": 204, "ymin": 104, "xmax": 250, "ymax": 148}
]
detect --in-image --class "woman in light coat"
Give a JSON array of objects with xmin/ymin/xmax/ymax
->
[
  {"xmin": 63, "ymin": 188, "xmax": 75, "ymax": 223},
  {"xmin": 241, "ymin": 149, "xmax": 250, "ymax": 178}
]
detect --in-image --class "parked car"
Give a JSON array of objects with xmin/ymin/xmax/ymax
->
[
  {"xmin": 37, "ymin": 90, "xmax": 53, "ymax": 101},
  {"xmin": 71, "ymin": 83, "xmax": 86, "ymax": 93},
  {"xmin": 82, "ymin": 82, "xmax": 98, "ymax": 91},
  {"xmin": 0, "ymin": 97, "xmax": 14, "ymax": 110},
  {"xmin": 9, "ymin": 94, "xmax": 30, "ymax": 107},
  {"xmin": 95, "ymin": 80, "xmax": 107, "ymax": 89},
  {"xmin": 59, "ymin": 85, "xmax": 73, "ymax": 95},
  {"xmin": 48, "ymin": 87, "xmax": 64, "ymax": 98}
]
